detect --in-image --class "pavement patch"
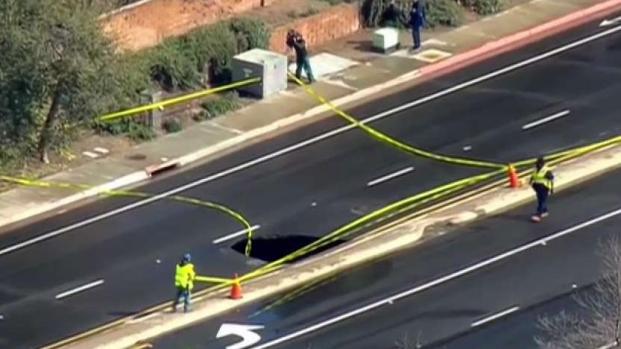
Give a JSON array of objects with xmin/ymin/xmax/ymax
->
[
  {"xmin": 288, "ymin": 53, "xmax": 360, "ymax": 80},
  {"xmin": 413, "ymin": 49, "xmax": 454, "ymax": 63}
]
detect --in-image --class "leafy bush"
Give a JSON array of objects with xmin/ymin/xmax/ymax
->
[
  {"xmin": 462, "ymin": 0, "xmax": 504, "ymax": 15},
  {"xmin": 183, "ymin": 22, "xmax": 238, "ymax": 86},
  {"xmin": 136, "ymin": 18, "xmax": 270, "ymax": 91},
  {"xmin": 424, "ymin": 0, "xmax": 463, "ymax": 27},
  {"xmin": 361, "ymin": 0, "xmax": 463, "ymax": 28},
  {"xmin": 229, "ymin": 17, "xmax": 271, "ymax": 52},
  {"xmin": 93, "ymin": 118, "xmax": 155, "ymax": 141},
  {"xmin": 162, "ymin": 118, "xmax": 183, "ymax": 133},
  {"xmin": 127, "ymin": 122, "xmax": 156, "ymax": 141},
  {"xmin": 143, "ymin": 39, "xmax": 202, "ymax": 91},
  {"xmin": 197, "ymin": 93, "xmax": 242, "ymax": 120}
]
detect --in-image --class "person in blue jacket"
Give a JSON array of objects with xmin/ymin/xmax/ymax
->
[{"xmin": 409, "ymin": 0, "xmax": 426, "ymax": 51}]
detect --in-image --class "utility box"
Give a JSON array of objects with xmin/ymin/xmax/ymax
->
[
  {"xmin": 372, "ymin": 28, "xmax": 400, "ymax": 54},
  {"xmin": 232, "ymin": 49, "xmax": 287, "ymax": 99}
]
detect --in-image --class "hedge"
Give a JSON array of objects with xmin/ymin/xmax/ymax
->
[
  {"xmin": 134, "ymin": 17, "xmax": 270, "ymax": 92},
  {"xmin": 462, "ymin": 0, "xmax": 505, "ymax": 15},
  {"xmin": 361, "ymin": 0, "xmax": 464, "ymax": 28}
]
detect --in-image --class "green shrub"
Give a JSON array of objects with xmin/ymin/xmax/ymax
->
[
  {"xmin": 361, "ymin": 0, "xmax": 463, "ymax": 28},
  {"xmin": 425, "ymin": 0, "xmax": 463, "ymax": 27},
  {"xmin": 229, "ymin": 18, "xmax": 271, "ymax": 52},
  {"xmin": 162, "ymin": 118, "xmax": 183, "ymax": 133},
  {"xmin": 93, "ymin": 118, "xmax": 155, "ymax": 141},
  {"xmin": 197, "ymin": 93, "xmax": 242, "ymax": 120},
  {"xmin": 185, "ymin": 22, "xmax": 238, "ymax": 85},
  {"xmin": 462, "ymin": 0, "xmax": 504, "ymax": 15},
  {"xmin": 95, "ymin": 18, "xmax": 268, "ymax": 137},
  {"xmin": 127, "ymin": 122, "xmax": 156, "ymax": 141},
  {"xmin": 135, "ymin": 18, "xmax": 270, "ymax": 91},
  {"xmin": 143, "ymin": 39, "xmax": 202, "ymax": 91}
]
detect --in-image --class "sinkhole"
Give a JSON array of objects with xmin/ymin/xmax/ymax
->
[{"xmin": 231, "ymin": 235, "xmax": 347, "ymax": 263}]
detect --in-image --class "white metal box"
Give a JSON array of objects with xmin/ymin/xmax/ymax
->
[
  {"xmin": 372, "ymin": 28, "xmax": 400, "ymax": 53},
  {"xmin": 232, "ymin": 49, "xmax": 287, "ymax": 98}
]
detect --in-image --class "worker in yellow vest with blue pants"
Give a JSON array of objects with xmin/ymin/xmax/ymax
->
[
  {"xmin": 530, "ymin": 157, "xmax": 554, "ymax": 222},
  {"xmin": 173, "ymin": 253, "xmax": 195, "ymax": 313}
]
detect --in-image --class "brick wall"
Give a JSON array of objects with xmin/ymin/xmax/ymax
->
[
  {"xmin": 270, "ymin": 4, "xmax": 361, "ymax": 54},
  {"xmin": 102, "ymin": 0, "xmax": 274, "ymax": 52}
]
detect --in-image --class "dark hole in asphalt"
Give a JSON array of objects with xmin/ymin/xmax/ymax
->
[{"xmin": 231, "ymin": 235, "xmax": 347, "ymax": 263}]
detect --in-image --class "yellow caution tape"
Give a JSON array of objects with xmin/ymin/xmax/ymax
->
[
  {"xmin": 242, "ymin": 168, "xmax": 505, "ymax": 281},
  {"xmin": 288, "ymin": 73, "xmax": 506, "ymax": 170},
  {"xmin": 513, "ymin": 135, "xmax": 621, "ymax": 168},
  {"xmin": 0, "ymin": 175, "xmax": 256, "ymax": 256},
  {"xmin": 97, "ymin": 77, "xmax": 261, "ymax": 122},
  {"xmin": 5, "ymin": 70, "xmax": 621, "ymax": 295},
  {"xmin": 194, "ymin": 276, "xmax": 233, "ymax": 284}
]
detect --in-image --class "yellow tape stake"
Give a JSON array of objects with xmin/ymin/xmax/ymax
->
[
  {"xmin": 288, "ymin": 73, "xmax": 506, "ymax": 170},
  {"xmin": 0, "ymin": 176, "xmax": 256, "ymax": 256},
  {"xmin": 97, "ymin": 77, "xmax": 261, "ymax": 122}
]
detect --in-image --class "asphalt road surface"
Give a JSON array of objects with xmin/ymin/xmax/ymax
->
[
  {"xmin": 152, "ymin": 167, "xmax": 621, "ymax": 349},
  {"xmin": 0, "ymin": 13, "xmax": 620, "ymax": 348}
]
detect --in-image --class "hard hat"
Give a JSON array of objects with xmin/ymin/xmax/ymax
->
[{"xmin": 182, "ymin": 253, "xmax": 191, "ymax": 262}]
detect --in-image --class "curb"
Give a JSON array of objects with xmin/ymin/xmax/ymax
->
[{"xmin": 3, "ymin": 3, "xmax": 621, "ymax": 229}]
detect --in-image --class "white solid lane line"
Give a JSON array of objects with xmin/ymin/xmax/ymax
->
[
  {"xmin": 55, "ymin": 279, "xmax": 104, "ymax": 300},
  {"xmin": 212, "ymin": 225, "xmax": 261, "ymax": 244},
  {"xmin": 249, "ymin": 207, "xmax": 621, "ymax": 349},
  {"xmin": 2, "ymin": 26, "xmax": 621, "ymax": 258},
  {"xmin": 470, "ymin": 306, "xmax": 520, "ymax": 327},
  {"xmin": 522, "ymin": 109, "xmax": 571, "ymax": 130},
  {"xmin": 367, "ymin": 167, "xmax": 415, "ymax": 187}
]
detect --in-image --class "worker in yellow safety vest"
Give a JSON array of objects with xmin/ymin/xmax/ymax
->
[
  {"xmin": 529, "ymin": 157, "xmax": 554, "ymax": 222},
  {"xmin": 173, "ymin": 253, "xmax": 196, "ymax": 313}
]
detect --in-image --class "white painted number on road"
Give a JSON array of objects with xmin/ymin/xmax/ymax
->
[
  {"xmin": 600, "ymin": 16, "xmax": 621, "ymax": 27},
  {"xmin": 217, "ymin": 323, "xmax": 264, "ymax": 349}
]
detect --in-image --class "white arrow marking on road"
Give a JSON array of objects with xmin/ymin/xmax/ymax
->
[
  {"xmin": 600, "ymin": 16, "xmax": 621, "ymax": 27},
  {"xmin": 216, "ymin": 323, "xmax": 264, "ymax": 349}
]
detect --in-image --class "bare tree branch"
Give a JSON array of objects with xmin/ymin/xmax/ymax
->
[{"xmin": 537, "ymin": 235, "xmax": 621, "ymax": 349}]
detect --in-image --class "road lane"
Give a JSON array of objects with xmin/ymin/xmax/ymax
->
[
  {"xmin": 0, "ymin": 15, "xmax": 620, "ymax": 348},
  {"xmin": 150, "ymin": 167, "xmax": 621, "ymax": 349},
  {"xmin": 426, "ymin": 284, "xmax": 595, "ymax": 349}
]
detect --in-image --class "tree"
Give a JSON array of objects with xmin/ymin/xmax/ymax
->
[
  {"xmin": 0, "ymin": 0, "xmax": 140, "ymax": 163},
  {"xmin": 536, "ymin": 237, "xmax": 621, "ymax": 349}
]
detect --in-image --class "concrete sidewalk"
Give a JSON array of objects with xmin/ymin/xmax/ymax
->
[{"xmin": 0, "ymin": 0, "xmax": 619, "ymax": 232}]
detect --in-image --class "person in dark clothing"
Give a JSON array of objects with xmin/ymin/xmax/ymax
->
[
  {"xmin": 409, "ymin": 0, "xmax": 426, "ymax": 50},
  {"xmin": 529, "ymin": 157, "xmax": 555, "ymax": 222},
  {"xmin": 381, "ymin": 0, "xmax": 401, "ymax": 28},
  {"xmin": 286, "ymin": 29, "xmax": 315, "ymax": 83}
]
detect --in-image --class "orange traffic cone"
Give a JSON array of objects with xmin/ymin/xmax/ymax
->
[
  {"xmin": 508, "ymin": 164, "xmax": 520, "ymax": 188},
  {"xmin": 230, "ymin": 274, "xmax": 243, "ymax": 300}
]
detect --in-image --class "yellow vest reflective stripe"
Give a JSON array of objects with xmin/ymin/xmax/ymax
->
[
  {"xmin": 531, "ymin": 165, "xmax": 552, "ymax": 189},
  {"xmin": 175, "ymin": 263, "xmax": 195, "ymax": 289}
]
